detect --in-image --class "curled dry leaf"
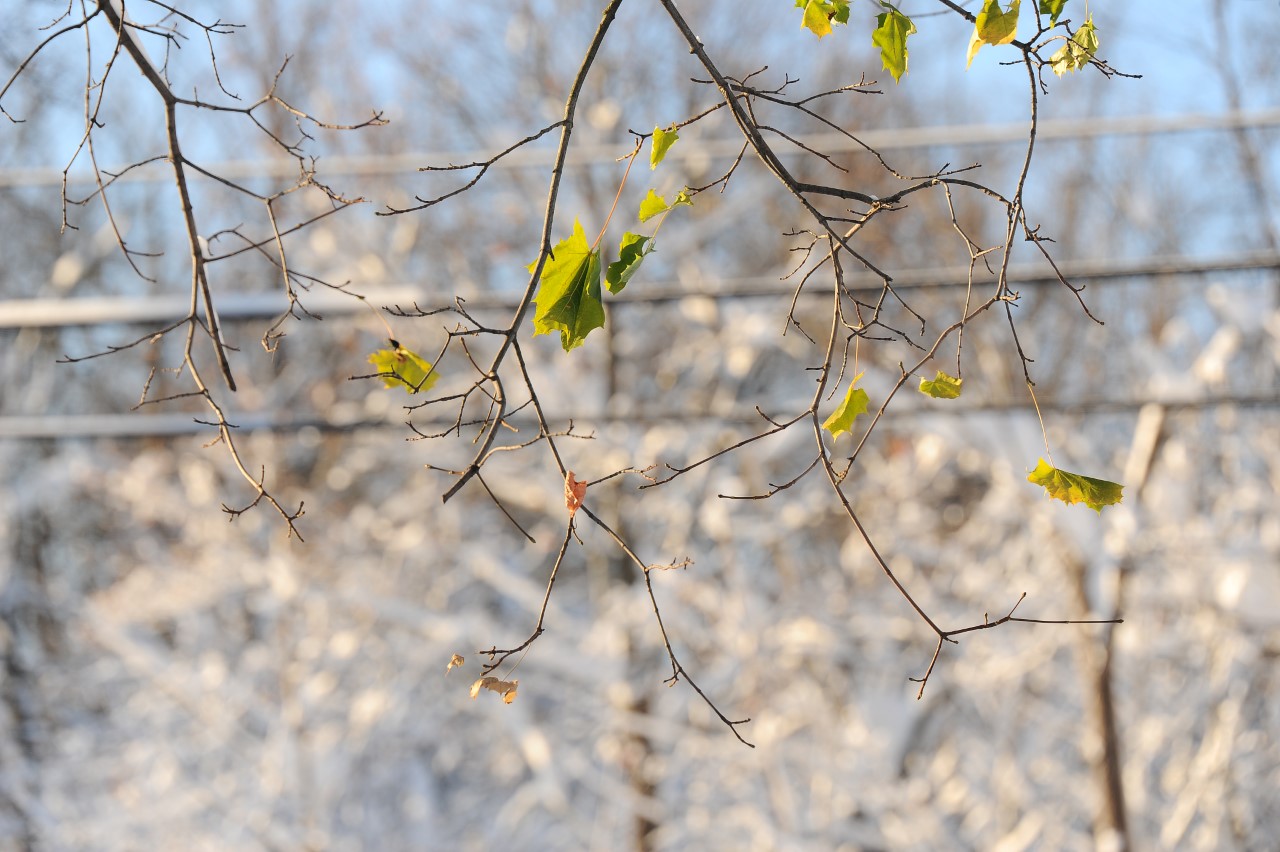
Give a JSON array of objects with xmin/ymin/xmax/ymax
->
[
  {"xmin": 470, "ymin": 676, "xmax": 519, "ymax": 704},
  {"xmin": 446, "ymin": 653, "xmax": 465, "ymax": 674},
  {"xmin": 565, "ymin": 471, "xmax": 587, "ymax": 517}
]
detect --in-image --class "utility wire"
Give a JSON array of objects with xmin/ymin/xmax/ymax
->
[
  {"xmin": 2, "ymin": 107, "xmax": 1278, "ymax": 189},
  {"xmin": 4, "ymin": 250, "xmax": 1278, "ymax": 330},
  {"xmin": 2, "ymin": 393, "xmax": 1277, "ymax": 441}
]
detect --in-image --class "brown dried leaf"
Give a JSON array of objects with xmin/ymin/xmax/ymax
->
[
  {"xmin": 470, "ymin": 676, "xmax": 519, "ymax": 704},
  {"xmin": 446, "ymin": 653, "xmax": 465, "ymax": 674},
  {"xmin": 565, "ymin": 471, "xmax": 587, "ymax": 517}
]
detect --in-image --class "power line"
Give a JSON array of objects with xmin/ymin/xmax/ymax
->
[
  {"xmin": 2, "ymin": 393, "xmax": 1276, "ymax": 441},
  {"xmin": 2, "ymin": 107, "xmax": 1278, "ymax": 189},
  {"xmin": 4, "ymin": 250, "xmax": 1278, "ymax": 330}
]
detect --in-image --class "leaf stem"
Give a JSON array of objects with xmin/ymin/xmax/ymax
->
[
  {"xmin": 593, "ymin": 138, "xmax": 643, "ymax": 250},
  {"xmin": 1027, "ymin": 380, "xmax": 1054, "ymax": 466}
]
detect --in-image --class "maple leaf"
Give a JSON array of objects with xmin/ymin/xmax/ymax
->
[
  {"xmin": 531, "ymin": 219, "xmax": 604, "ymax": 351},
  {"xmin": 638, "ymin": 189, "xmax": 670, "ymax": 223},
  {"xmin": 967, "ymin": 0, "xmax": 1021, "ymax": 68},
  {"xmin": 1039, "ymin": 0, "xmax": 1067, "ymax": 27},
  {"xmin": 919, "ymin": 370, "xmax": 963, "ymax": 399},
  {"xmin": 565, "ymin": 471, "xmax": 587, "ymax": 517},
  {"xmin": 605, "ymin": 232, "xmax": 652, "ymax": 294},
  {"xmin": 367, "ymin": 342, "xmax": 439, "ymax": 394},
  {"xmin": 796, "ymin": 0, "xmax": 850, "ymax": 38},
  {"xmin": 470, "ymin": 676, "xmax": 519, "ymax": 704},
  {"xmin": 822, "ymin": 372, "xmax": 870, "ymax": 439},
  {"xmin": 873, "ymin": 3, "xmax": 916, "ymax": 84},
  {"xmin": 1049, "ymin": 17, "xmax": 1098, "ymax": 76},
  {"xmin": 1027, "ymin": 458, "xmax": 1123, "ymax": 512},
  {"xmin": 650, "ymin": 125, "xmax": 679, "ymax": 169}
]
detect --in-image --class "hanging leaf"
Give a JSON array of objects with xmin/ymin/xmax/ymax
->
[
  {"xmin": 470, "ymin": 676, "xmax": 519, "ymax": 704},
  {"xmin": 650, "ymin": 125, "xmax": 679, "ymax": 169},
  {"xmin": 1039, "ymin": 0, "xmax": 1067, "ymax": 27},
  {"xmin": 873, "ymin": 3, "xmax": 916, "ymax": 83},
  {"xmin": 531, "ymin": 218, "xmax": 604, "ymax": 351},
  {"xmin": 1049, "ymin": 17, "xmax": 1098, "ymax": 76},
  {"xmin": 638, "ymin": 189, "xmax": 670, "ymax": 223},
  {"xmin": 967, "ymin": 0, "xmax": 1021, "ymax": 68},
  {"xmin": 822, "ymin": 372, "xmax": 870, "ymax": 439},
  {"xmin": 446, "ymin": 654, "xmax": 465, "ymax": 674},
  {"xmin": 796, "ymin": 0, "xmax": 850, "ymax": 38},
  {"xmin": 564, "ymin": 470, "xmax": 588, "ymax": 517},
  {"xmin": 1027, "ymin": 458, "xmax": 1124, "ymax": 512},
  {"xmin": 367, "ymin": 342, "xmax": 439, "ymax": 394},
  {"xmin": 919, "ymin": 370, "xmax": 963, "ymax": 399},
  {"xmin": 605, "ymin": 232, "xmax": 653, "ymax": 294}
]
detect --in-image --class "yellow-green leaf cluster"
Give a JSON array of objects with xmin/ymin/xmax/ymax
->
[
  {"xmin": 532, "ymin": 218, "xmax": 604, "ymax": 351},
  {"xmin": 368, "ymin": 342, "xmax": 439, "ymax": 394},
  {"xmin": 872, "ymin": 3, "xmax": 916, "ymax": 83},
  {"xmin": 1027, "ymin": 458, "xmax": 1123, "ymax": 512},
  {"xmin": 967, "ymin": 0, "xmax": 1021, "ymax": 68},
  {"xmin": 1049, "ymin": 17, "xmax": 1098, "ymax": 76},
  {"xmin": 918, "ymin": 370, "xmax": 963, "ymax": 399},
  {"xmin": 822, "ymin": 372, "xmax": 870, "ymax": 438}
]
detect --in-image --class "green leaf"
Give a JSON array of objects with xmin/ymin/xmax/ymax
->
[
  {"xmin": 605, "ymin": 232, "xmax": 653, "ymax": 294},
  {"xmin": 1049, "ymin": 17, "xmax": 1098, "ymax": 76},
  {"xmin": 650, "ymin": 125, "xmax": 679, "ymax": 169},
  {"xmin": 822, "ymin": 372, "xmax": 870, "ymax": 438},
  {"xmin": 966, "ymin": 0, "xmax": 1021, "ymax": 68},
  {"xmin": 672, "ymin": 188, "xmax": 693, "ymax": 208},
  {"xmin": 918, "ymin": 370, "xmax": 963, "ymax": 399},
  {"xmin": 638, "ymin": 189, "xmax": 670, "ymax": 223},
  {"xmin": 368, "ymin": 342, "xmax": 439, "ymax": 394},
  {"xmin": 796, "ymin": 0, "xmax": 850, "ymax": 38},
  {"xmin": 531, "ymin": 218, "xmax": 604, "ymax": 351},
  {"xmin": 1027, "ymin": 458, "xmax": 1124, "ymax": 513},
  {"xmin": 873, "ymin": 3, "xmax": 916, "ymax": 83},
  {"xmin": 1039, "ymin": 0, "xmax": 1067, "ymax": 27}
]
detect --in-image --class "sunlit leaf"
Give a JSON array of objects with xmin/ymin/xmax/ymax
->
[
  {"xmin": 967, "ymin": 0, "xmax": 1021, "ymax": 68},
  {"xmin": 1027, "ymin": 458, "xmax": 1123, "ymax": 512},
  {"xmin": 822, "ymin": 372, "xmax": 870, "ymax": 439},
  {"xmin": 873, "ymin": 3, "xmax": 916, "ymax": 83},
  {"xmin": 1049, "ymin": 17, "xmax": 1098, "ymax": 76},
  {"xmin": 919, "ymin": 370, "xmax": 963, "ymax": 399},
  {"xmin": 446, "ymin": 654, "xmax": 465, "ymax": 674},
  {"xmin": 796, "ymin": 0, "xmax": 850, "ymax": 38},
  {"xmin": 638, "ymin": 189, "xmax": 670, "ymax": 223},
  {"xmin": 605, "ymin": 232, "xmax": 652, "ymax": 294},
  {"xmin": 565, "ymin": 470, "xmax": 587, "ymax": 517},
  {"xmin": 531, "ymin": 218, "xmax": 604, "ymax": 351},
  {"xmin": 367, "ymin": 342, "xmax": 439, "ymax": 394},
  {"xmin": 1039, "ymin": 0, "xmax": 1067, "ymax": 27},
  {"xmin": 651, "ymin": 125, "xmax": 679, "ymax": 169},
  {"xmin": 470, "ymin": 676, "xmax": 519, "ymax": 704}
]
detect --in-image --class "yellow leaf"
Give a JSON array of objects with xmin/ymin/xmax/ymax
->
[
  {"xmin": 1027, "ymin": 458, "xmax": 1123, "ymax": 512},
  {"xmin": 802, "ymin": 1, "xmax": 833, "ymax": 38},
  {"xmin": 967, "ymin": 0, "xmax": 1021, "ymax": 68},
  {"xmin": 822, "ymin": 372, "xmax": 870, "ymax": 439},
  {"xmin": 446, "ymin": 654, "xmax": 465, "ymax": 674},
  {"xmin": 368, "ymin": 342, "xmax": 439, "ymax": 394}
]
